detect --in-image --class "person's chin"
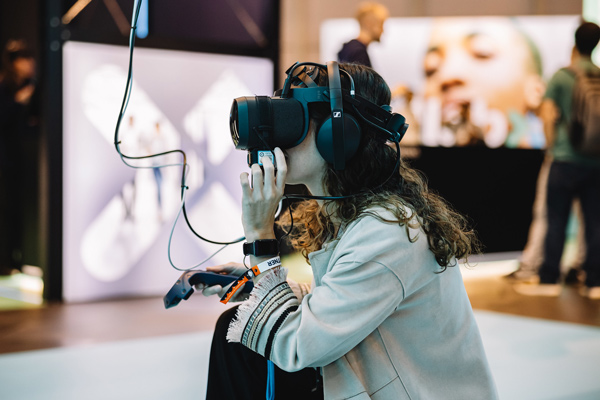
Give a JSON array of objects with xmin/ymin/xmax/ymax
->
[{"xmin": 281, "ymin": 150, "xmax": 290, "ymax": 165}]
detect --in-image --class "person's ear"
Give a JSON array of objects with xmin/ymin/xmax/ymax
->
[{"xmin": 523, "ymin": 74, "xmax": 546, "ymax": 110}]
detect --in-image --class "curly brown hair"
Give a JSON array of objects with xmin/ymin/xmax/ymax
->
[{"xmin": 278, "ymin": 63, "xmax": 480, "ymax": 271}]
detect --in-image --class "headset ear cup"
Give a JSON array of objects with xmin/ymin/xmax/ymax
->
[{"xmin": 316, "ymin": 115, "xmax": 362, "ymax": 165}]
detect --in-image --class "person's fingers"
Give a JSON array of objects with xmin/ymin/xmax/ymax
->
[
  {"xmin": 206, "ymin": 262, "xmax": 244, "ymax": 275},
  {"xmin": 202, "ymin": 285, "xmax": 223, "ymax": 297},
  {"xmin": 194, "ymin": 283, "xmax": 206, "ymax": 291},
  {"xmin": 205, "ymin": 265, "xmax": 226, "ymax": 273},
  {"xmin": 273, "ymin": 148, "xmax": 287, "ymax": 192},
  {"xmin": 250, "ymin": 163, "xmax": 264, "ymax": 193},
  {"xmin": 261, "ymin": 155, "xmax": 276, "ymax": 194},
  {"xmin": 240, "ymin": 172, "xmax": 251, "ymax": 197}
]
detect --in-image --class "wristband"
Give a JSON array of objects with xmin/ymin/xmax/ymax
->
[
  {"xmin": 220, "ymin": 269, "xmax": 254, "ymax": 304},
  {"xmin": 250, "ymin": 256, "xmax": 281, "ymax": 277},
  {"xmin": 243, "ymin": 239, "xmax": 279, "ymax": 257},
  {"xmin": 219, "ymin": 257, "xmax": 281, "ymax": 304}
]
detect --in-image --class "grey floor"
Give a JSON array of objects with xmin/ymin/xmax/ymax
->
[
  {"xmin": 1, "ymin": 310, "xmax": 599, "ymax": 400},
  {"xmin": 1, "ymin": 259, "xmax": 600, "ymax": 400}
]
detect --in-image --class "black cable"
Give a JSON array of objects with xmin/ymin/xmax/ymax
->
[{"xmin": 114, "ymin": 0, "xmax": 244, "ymax": 248}]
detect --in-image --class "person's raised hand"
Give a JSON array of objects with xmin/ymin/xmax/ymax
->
[{"xmin": 240, "ymin": 148, "xmax": 287, "ymax": 242}]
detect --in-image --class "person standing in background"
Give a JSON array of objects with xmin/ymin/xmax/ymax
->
[
  {"xmin": 337, "ymin": 2, "xmax": 389, "ymax": 67},
  {"xmin": 514, "ymin": 22, "xmax": 600, "ymax": 299},
  {"xmin": 0, "ymin": 39, "xmax": 38, "ymax": 275},
  {"xmin": 506, "ymin": 41, "xmax": 587, "ymax": 285}
]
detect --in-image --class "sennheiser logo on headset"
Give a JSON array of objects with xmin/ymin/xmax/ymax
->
[{"xmin": 229, "ymin": 61, "xmax": 408, "ymax": 170}]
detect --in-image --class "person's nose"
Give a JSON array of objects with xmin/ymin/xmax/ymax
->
[
  {"xmin": 436, "ymin": 50, "xmax": 469, "ymax": 92},
  {"xmin": 441, "ymin": 78, "xmax": 464, "ymax": 93}
]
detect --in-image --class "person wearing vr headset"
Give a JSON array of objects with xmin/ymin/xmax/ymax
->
[{"xmin": 198, "ymin": 61, "xmax": 498, "ymax": 399}]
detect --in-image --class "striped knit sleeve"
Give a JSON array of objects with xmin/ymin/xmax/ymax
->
[{"xmin": 226, "ymin": 267, "xmax": 299, "ymax": 358}]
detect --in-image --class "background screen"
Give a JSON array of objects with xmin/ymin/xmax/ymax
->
[
  {"xmin": 321, "ymin": 15, "xmax": 580, "ymax": 149},
  {"xmin": 63, "ymin": 41, "xmax": 273, "ymax": 302}
]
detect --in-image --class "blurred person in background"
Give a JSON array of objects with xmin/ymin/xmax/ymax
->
[
  {"xmin": 0, "ymin": 39, "xmax": 38, "ymax": 275},
  {"xmin": 507, "ymin": 27, "xmax": 587, "ymax": 285},
  {"xmin": 505, "ymin": 154, "xmax": 586, "ymax": 285},
  {"xmin": 514, "ymin": 22, "xmax": 600, "ymax": 299},
  {"xmin": 421, "ymin": 17, "xmax": 546, "ymax": 148},
  {"xmin": 337, "ymin": 2, "xmax": 389, "ymax": 68}
]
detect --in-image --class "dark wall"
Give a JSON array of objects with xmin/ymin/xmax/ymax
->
[
  {"xmin": 61, "ymin": 0, "xmax": 281, "ymax": 88},
  {"xmin": 406, "ymin": 147, "xmax": 545, "ymax": 253},
  {"xmin": 0, "ymin": 0, "xmax": 41, "ymax": 60},
  {"xmin": 62, "ymin": 0, "xmax": 280, "ymax": 56},
  {"xmin": 0, "ymin": 0, "xmax": 43, "ymax": 269}
]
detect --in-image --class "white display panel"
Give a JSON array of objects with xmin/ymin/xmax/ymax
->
[{"xmin": 63, "ymin": 41, "xmax": 273, "ymax": 302}]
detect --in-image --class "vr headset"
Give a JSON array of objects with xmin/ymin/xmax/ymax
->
[{"xmin": 229, "ymin": 61, "xmax": 408, "ymax": 170}]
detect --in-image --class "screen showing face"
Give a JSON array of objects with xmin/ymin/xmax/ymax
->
[
  {"xmin": 63, "ymin": 42, "xmax": 273, "ymax": 302},
  {"xmin": 321, "ymin": 15, "xmax": 580, "ymax": 149}
]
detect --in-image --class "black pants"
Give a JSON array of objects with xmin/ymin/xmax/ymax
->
[
  {"xmin": 206, "ymin": 306, "xmax": 324, "ymax": 400},
  {"xmin": 539, "ymin": 161, "xmax": 600, "ymax": 287}
]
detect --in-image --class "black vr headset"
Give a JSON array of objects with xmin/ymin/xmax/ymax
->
[{"xmin": 229, "ymin": 61, "xmax": 408, "ymax": 170}]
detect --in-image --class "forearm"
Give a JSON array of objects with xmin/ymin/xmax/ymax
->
[
  {"xmin": 227, "ymin": 259, "xmax": 404, "ymax": 371},
  {"xmin": 226, "ymin": 267, "xmax": 299, "ymax": 359},
  {"xmin": 539, "ymin": 98, "xmax": 558, "ymax": 148}
]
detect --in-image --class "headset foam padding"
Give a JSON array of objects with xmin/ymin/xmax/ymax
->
[{"xmin": 266, "ymin": 97, "xmax": 307, "ymax": 148}]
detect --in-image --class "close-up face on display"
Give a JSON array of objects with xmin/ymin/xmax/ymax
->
[{"xmin": 423, "ymin": 17, "xmax": 542, "ymax": 120}]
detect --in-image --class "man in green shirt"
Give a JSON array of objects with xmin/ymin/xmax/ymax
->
[{"xmin": 516, "ymin": 22, "xmax": 600, "ymax": 299}]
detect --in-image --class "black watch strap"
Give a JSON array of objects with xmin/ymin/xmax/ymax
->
[{"xmin": 243, "ymin": 239, "xmax": 279, "ymax": 257}]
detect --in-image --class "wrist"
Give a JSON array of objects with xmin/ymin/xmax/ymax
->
[
  {"xmin": 243, "ymin": 239, "xmax": 279, "ymax": 258},
  {"xmin": 244, "ymin": 230, "xmax": 276, "ymax": 242},
  {"xmin": 249, "ymin": 254, "xmax": 276, "ymax": 271}
]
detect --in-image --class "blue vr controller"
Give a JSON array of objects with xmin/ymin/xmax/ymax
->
[{"xmin": 163, "ymin": 270, "xmax": 254, "ymax": 309}]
